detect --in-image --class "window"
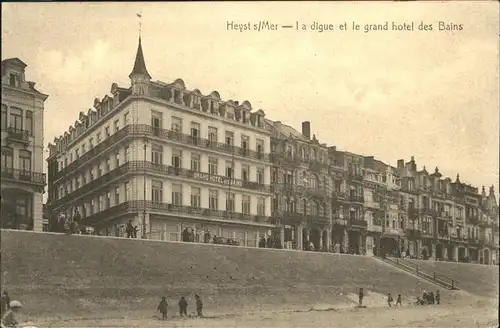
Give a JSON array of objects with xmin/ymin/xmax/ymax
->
[
  {"xmin": 225, "ymin": 161, "xmax": 233, "ymax": 178},
  {"xmin": 151, "ymin": 113, "xmax": 162, "ymax": 128},
  {"xmin": 1, "ymin": 105, "xmax": 7, "ymax": 129},
  {"xmin": 208, "ymin": 126, "xmax": 218, "ymax": 147},
  {"xmin": 241, "ymin": 135, "xmax": 249, "ymax": 155},
  {"xmin": 241, "ymin": 165, "xmax": 249, "ymax": 182},
  {"xmin": 226, "ymin": 192, "xmax": 235, "ymax": 212},
  {"xmin": 190, "ymin": 153, "xmax": 200, "ymax": 172},
  {"xmin": 124, "ymin": 112, "xmax": 129, "ymax": 124},
  {"xmin": 171, "ymin": 116, "xmax": 182, "ymax": 133},
  {"xmin": 151, "ymin": 144, "xmax": 163, "ymax": 165},
  {"xmin": 82, "ymin": 173, "xmax": 87, "ymax": 185},
  {"xmin": 114, "ymin": 186, "xmax": 120, "ymax": 204},
  {"xmin": 1, "ymin": 147, "xmax": 13, "ymax": 169},
  {"xmin": 309, "ymin": 174, "xmax": 319, "ymax": 188},
  {"xmin": 90, "ymin": 199, "xmax": 95, "ymax": 215},
  {"xmin": 191, "ymin": 187, "xmax": 201, "ymax": 208},
  {"xmin": 19, "ymin": 150, "xmax": 31, "ymax": 171},
  {"xmin": 9, "ymin": 73, "xmax": 20, "ymax": 87},
  {"xmin": 115, "ymin": 152, "xmax": 120, "ymax": 167},
  {"xmin": 89, "ymin": 168, "xmax": 94, "ymax": 181},
  {"xmin": 257, "ymin": 168, "xmax": 264, "ymax": 184},
  {"xmin": 152, "ymin": 180, "xmax": 163, "ymax": 203},
  {"xmin": 172, "ymin": 183, "xmax": 182, "ymax": 205},
  {"xmin": 105, "ymin": 126, "xmax": 110, "ymax": 138},
  {"xmin": 310, "ymin": 202, "xmax": 318, "ymax": 215},
  {"xmin": 75, "ymin": 176, "xmax": 80, "ymax": 189},
  {"xmin": 225, "ymin": 131, "xmax": 234, "ymax": 147},
  {"xmin": 114, "ymin": 119, "xmax": 120, "ymax": 133},
  {"xmin": 242, "ymin": 195, "xmax": 251, "ymax": 214},
  {"xmin": 97, "ymin": 163, "xmax": 102, "ymax": 177},
  {"xmin": 190, "ymin": 122, "xmax": 200, "ymax": 145},
  {"xmin": 208, "ymin": 157, "xmax": 218, "ymax": 175},
  {"xmin": 256, "ymin": 139, "xmax": 264, "ymax": 158},
  {"xmin": 105, "ymin": 157, "xmax": 111, "ymax": 172},
  {"xmin": 171, "ymin": 149, "xmax": 182, "ymax": 168},
  {"xmin": 125, "ymin": 146, "xmax": 130, "ymax": 162},
  {"xmin": 257, "ymin": 197, "xmax": 265, "ymax": 216},
  {"xmin": 10, "ymin": 107, "xmax": 22, "ymax": 130},
  {"xmin": 89, "ymin": 137, "xmax": 94, "ymax": 149},
  {"xmin": 98, "ymin": 195, "xmax": 103, "ymax": 212},
  {"xmin": 75, "ymin": 148, "xmax": 80, "ymax": 159},
  {"xmin": 106, "ymin": 191, "xmax": 111, "ymax": 208},
  {"xmin": 25, "ymin": 110, "xmax": 33, "ymax": 136},
  {"xmin": 209, "ymin": 189, "xmax": 218, "ymax": 210},
  {"xmin": 124, "ymin": 181, "xmax": 130, "ymax": 201}
]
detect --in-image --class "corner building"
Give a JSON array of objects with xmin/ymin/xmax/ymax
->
[
  {"xmin": 46, "ymin": 38, "xmax": 274, "ymax": 245},
  {"xmin": 1, "ymin": 58, "xmax": 48, "ymax": 232}
]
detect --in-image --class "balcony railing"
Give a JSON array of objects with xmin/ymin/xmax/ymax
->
[
  {"xmin": 82, "ymin": 200, "xmax": 276, "ymax": 226},
  {"xmin": 348, "ymin": 218, "xmax": 367, "ymax": 228},
  {"xmin": 349, "ymin": 195, "xmax": 364, "ymax": 203},
  {"xmin": 333, "ymin": 191, "xmax": 348, "ymax": 199},
  {"xmin": 305, "ymin": 214, "xmax": 329, "ymax": 223},
  {"xmin": 5, "ymin": 127, "xmax": 31, "ymax": 143},
  {"xmin": 1, "ymin": 167, "xmax": 46, "ymax": 185},
  {"xmin": 53, "ymin": 124, "xmax": 272, "ymax": 181},
  {"xmin": 51, "ymin": 161, "xmax": 272, "ymax": 208},
  {"xmin": 349, "ymin": 171, "xmax": 364, "ymax": 181},
  {"xmin": 466, "ymin": 214, "xmax": 480, "ymax": 225},
  {"xmin": 307, "ymin": 187, "xmax": 328, "ymax": 199}
]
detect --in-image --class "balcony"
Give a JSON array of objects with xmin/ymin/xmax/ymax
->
[
  {"xmin": 1, "ymin": 167, "xmax": 46, "ymax": 185},
  {"xmin": 308, "ymin": 161, "xmax": 328, "ymax": 172},
  {"xmin": 305, "ymin": 214, "xmax": 329, "ymax": 224},
  {"xmin": 54, "ymin": 124, "xmax": 271, "ymax": 181},
  {"xmin": 332, "ymin": 217, "xmax": 347, "ymax": 226},
  {"xmin": 82, "ymin": 201, "xmax": 276, "ymax": 227},
  {"xmin": 348, "ymin": 218, "xmax": 367, "ymax": 228},
  {"xmin": 349, "ymin": 195, "xmax": 364, "ymax": 203},
  {"xmin": 466, "ymin": 214, "xmax": 479, "ymax": 225},
  {"xmin": 5, "ymin": 127, "xmax": 31, "ymax": 145},
  {"xmin": 51, "ymin": 161, "xmax": 272, "ymax": 208},
  {"xmin": 364, "ymin": 201, "xmax": 381, "ymax": 210},
  {"xmin": 306, "ymin": 187, "xmax": 328, "ymax": 199},
  {"xmin": 280, "ymin": 211, "xmax": 303, "ymax": 224},
  {"xmin": 405, "ymin": 228, "xmax": 422, "ymax": 239},
  {"xmin": 349, "ymin": 171, "xmax": 364, "ymax": 182},
  {"xmin": 332, "ymin": 191, "xmax": 348, "ymax": 200},
  {"xmin": 421, "ymin": 208, "xmax": 437, "ymax": 216}
]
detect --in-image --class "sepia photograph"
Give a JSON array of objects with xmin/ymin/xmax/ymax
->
[{"xmin": 1, "ymin": 2, "xmax": 499, "ymax": 328}]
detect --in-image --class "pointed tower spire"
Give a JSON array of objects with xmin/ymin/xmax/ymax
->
[{"xmin": 129, "ymin": 37, "xmax": 151, "ymax": 80}]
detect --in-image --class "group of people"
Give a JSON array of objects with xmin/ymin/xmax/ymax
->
[
  {"xmin": 1, "ymin": 291, "xmax": 23, "ymax": 328},
  {"xmin": 157, "ymin": 294, "xmax": 203, "ymax": 320},
  {"xmin": 357, "ymin": 288, "xmax": 441, "ymax": 308},
  {"xmin": 415, "ymin": 290, "xmax": 441, "ymax": 306}
]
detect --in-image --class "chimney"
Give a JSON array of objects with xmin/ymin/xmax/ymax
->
[
  {"xmin": 302, "ymin": 121, "xmax": 311, "ymax": 139},
  {"xmin": 397, "ymin": 159, "xmax": 404, "ymax": 170}
]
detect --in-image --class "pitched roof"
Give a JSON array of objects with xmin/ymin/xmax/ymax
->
[{"xmin": 129, "ymin": 37, "xmax": 151, "ymax": 79}]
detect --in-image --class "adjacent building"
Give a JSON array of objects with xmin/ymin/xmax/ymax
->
[
  {"xmin": 46, "ymin": 38, "xmax": 274, "ymax": 245},
  {"xmin": 1, "ymin": 58, "xmax": 48, "ymax": 232}
]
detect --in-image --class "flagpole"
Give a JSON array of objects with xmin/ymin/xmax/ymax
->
[{"xmin": 137, "ymin": 12, "xmax": 143, "ymax": 38}]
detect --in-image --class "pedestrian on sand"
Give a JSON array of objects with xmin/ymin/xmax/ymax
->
[
  {"xmin": 387, "ymin": 293, "xmax": 394, "ymax": 307},
  {"xmin": 195, "ymin": 294, "xmax": 203, "ymax": 317},
  {"xmin": 1, "ymin": 300, "xmax": 22, "ymax": 327},
  {"xmin": 0, "ymin": 291, "xmax": 10, "ymax": 316},
  {"xmin": 358, "ymin": 288, "xmax": 364, "ymax": 307},
  {"xmin": 435, "ymin": 290, "xmax": 440, "ymax": 305},
  {"xmin": 178, "ymin": 296, "xmax": 188, "ymax": 317},
  {"xmin": 157, "ymin": 296, "xmax": 168, "ymax": 320},
  {"xmin": 395, "ymin": 294, "xmax": 402, "ymax": 307}
]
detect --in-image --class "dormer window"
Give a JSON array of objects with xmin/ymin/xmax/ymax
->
[{"xmin": 9, "ymin": 73, "xmax": 20, "ymax": 87}]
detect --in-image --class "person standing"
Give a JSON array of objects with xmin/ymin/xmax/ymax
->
[
  {"xmin": 358, "ymin": 288, "xmax": 364, "ymax": 307},
  {"xmin": 125, "ymin": 220, "xmax": 134, "ymax": 238},
  {"xmin": 195, "ymin": 294, "xmax": 203, "ymax": 317},
  {"xmin": 0, "ymin": 291, "xmax": 10, "ymax": 316},
  {"xmin": 395, "ymin": 294, "xmax": 402, "ymax": 307},
  {"xmin": 387, "ymin": 293, "xmax": 394, "ymax": 307},
  {"xmin": 178, "ymin": 296, "xmax": 188, "ymax": 317},
  {"xmin": 435, "ymin": 290, "xmax": 440, "ymax": 305},
  {"xmin": 157, "ymin": 296, "xmax": 168, "ymax": 320}
]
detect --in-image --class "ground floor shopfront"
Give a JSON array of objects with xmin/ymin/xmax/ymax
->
[{"xmin": 0, "ymin": 183, "xmax": 44, "ymax": 232}]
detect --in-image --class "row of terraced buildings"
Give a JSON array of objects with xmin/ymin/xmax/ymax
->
[{"xmin": 2, "ymin": 37, "xmax": 498, "ymax": 265}]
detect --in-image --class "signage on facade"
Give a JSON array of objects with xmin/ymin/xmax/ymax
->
[{"xmin": 192, "ymin": 172, "xmax": 243, "ymax": 187}]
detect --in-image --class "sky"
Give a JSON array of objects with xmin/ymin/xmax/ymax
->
[{"xmin": 1, "ymin": 2, "xmax": 499, "ymax": 201}]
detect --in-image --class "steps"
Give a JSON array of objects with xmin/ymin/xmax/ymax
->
[{"xmin": 374, "ymin": 256, "xmax": 460, "ymax": 290}]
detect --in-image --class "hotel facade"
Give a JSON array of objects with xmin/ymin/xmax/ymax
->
[
  {"xmin": 46, "ymin": 38, "xmax": 274, "ymax": 245},
  {"xmin": 46, "ymin": 38, "xmax": 499, "ymax": 263},
  {"xmin": 1, "ymin": 58, "xmax": 48, "ymax": 232}
]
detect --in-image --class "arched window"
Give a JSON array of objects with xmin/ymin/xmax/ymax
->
[
  {"xmin": 311, "ymin": 148, "xmax": 316, "ymax": 161},
  {"xmin": 310, "ymin": 201, "xmax": 318, "ymax": 215},
  {"xmin": 309, "ymin": 174, "xmax": 319, "ymax": 188},
  {"xmin": 301, "ymin": 148, "xmax": 306, "ymax": 160},
  {"xmin": 19, "ymin": 150, "xmax": 31, "ymax": 171},
  {"xmin": 1, "ymin": 147, "xmax": 13, "ymax": 169}
]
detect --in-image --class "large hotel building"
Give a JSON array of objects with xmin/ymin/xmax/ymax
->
[
  {"xmin": 46, "ymin": 38, "xmax": 274, "ymax": 245},
  {"xmin": 45, "ymin": 38, "xmax": 499, "ymax": 265},
  {"xmin": 1, "ymin": 58, "xmax": 48, "ymax": 232}
]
